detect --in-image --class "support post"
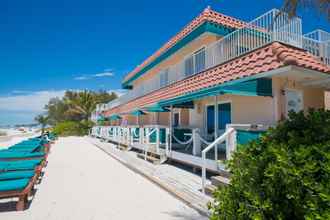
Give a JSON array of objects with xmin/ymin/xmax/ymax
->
[
  {"xmin": 165, "ymin": 128, "xmax": 170, "ymax": 155},
  {"xmin": 169, "ymin": 105, "xmax": 173, "ymax": 154},
  {"xmin": 214, "ymin": 96, "xmax": 219, "ymax": 161},
  {"xmin": 192, "ymin": 128, "xmax": 201, "ymax": 156},
  {"xmin": 156, "ymin": 127, "xmax": 160, "ymax": 154}
]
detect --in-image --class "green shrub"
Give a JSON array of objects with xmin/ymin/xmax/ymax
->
[
  {"xmin": 53, "ymin": 120, "xmax": 93, "ymax": 136},
  {"xmin": 209, "ymin": 109, "xmax": 330, "ymax": 220}
]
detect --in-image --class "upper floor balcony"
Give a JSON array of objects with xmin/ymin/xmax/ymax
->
[{"xmin": 105, "ymin": 9, "xmax": 330, "ymax": 111}]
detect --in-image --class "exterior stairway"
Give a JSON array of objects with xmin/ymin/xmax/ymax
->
[
  {"xmin": 204, "ymin": 172, "xmax": 231, "ymax": 196},
  {"xmin": 135, "ymin": 143, "xmax": 167, "ymax": 165}
]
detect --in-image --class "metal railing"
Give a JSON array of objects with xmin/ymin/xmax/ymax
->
[
  {"xmin": 105, "ymin": 9, "xmax": 329, "ymax": 110},
  {"xmin": 201, "ymin": 128, "xmax": 236, "ymax": 194},
  {"xmin": 101, "ymin": 10, "xmax": 329, "ymax": 112},
  {"xmin": 92, "ymin": 125, "xmax": 170, "ymax": 158}
]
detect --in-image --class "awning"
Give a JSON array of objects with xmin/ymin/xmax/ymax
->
[
  {"xmin": 97, "ymin": 116, "xmax": 106, "ymax": 122},
  {"xmin": 159, "ymin": 78, "xmax": 272, "ymax": 107},
  {"xmin": 143, "ymin": 104, "xmax": 169, "ymax": 112},
  {"xmin": 109, "ymin": 114, "xmax": 122, "ymax": 120},
  {"xmin": 130, "ymin": 109, "xmax": 147, "ymax": 116}
]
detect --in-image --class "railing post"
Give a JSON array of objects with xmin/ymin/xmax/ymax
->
[
  {"xmin": 156, "ymin": 127, "xmax": 160, "ymax": 154},
  {"xmin": 214, "ymin": 96, "xmax": 218, "ymax": 161},
  {"xmin": 202, "ymin": 151, "xmax": 206, "ymax": 194},
  {"xmin": 192, "ymin": 129, "xmax": 201, "ymax": 156},
  {"xmin": 139, "ymin": 127, "xmax": 143, "ymax": 144},
  {"xmin": 226, "ymin": 129, "xmax": 237, "ymax": 160},
  {"xmin": 169, "ymin": 105, "xmax": 173, "ymax": 153},
  {"xmin": 165, "ymin": 128, "xmax": 170, "ymax": 156}
]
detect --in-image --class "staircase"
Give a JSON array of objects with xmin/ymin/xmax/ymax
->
[
  {"xmin": 204, "ymin": 172, "xmax": 230, "ymax": 196},
  {"xmin": 135, "ymin": 143, "xmax": 167, "ymax": 165}
]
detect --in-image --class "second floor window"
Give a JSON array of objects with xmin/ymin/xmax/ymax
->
[
  {"xmin": 195, "ymin": 48, "xmax": 206, "ymax": 73},
  {"xmin": 184, "ymin": 47, "xmax": 206, "ymax": 77},
  {"xmin": 160, "ymin": 68, "xmax": 169, "ymax": 87}
]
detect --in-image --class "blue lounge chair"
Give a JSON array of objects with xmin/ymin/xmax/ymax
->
[{"xmin": 0, "ymin": 177, "xmax": 37, "ymax": 210}]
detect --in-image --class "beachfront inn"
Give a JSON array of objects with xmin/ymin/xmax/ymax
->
[{"xmin": 91, "ymin": 7, "xmax": 330, "ymax": 193}]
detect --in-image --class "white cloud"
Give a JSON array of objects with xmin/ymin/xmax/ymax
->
[
  {"xmin": 75, "ymin": 69, "xmax": 114, "ymax": 80},
  {"xmin": 0, "ymin": 90, "xmax": 66, "ymax": 112}
]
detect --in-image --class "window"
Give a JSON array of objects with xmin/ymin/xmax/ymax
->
[
  {"xmin": 195, "ymin": 48, "xmax": 206, "ymax": 73},
  {"xmin": 184, "ymin": 48, "xmax": 206, "ymax": 77},
  {"xmin": 160, "ymin": 69, "xmax": 169, "ymax": 87},
  {"xmin": 173, "ymin": 113, "xmax": 180, "ymax": 127},
  {"xmin": 184, "ymin": 55, "xmax": 194, "ymax": 76}
]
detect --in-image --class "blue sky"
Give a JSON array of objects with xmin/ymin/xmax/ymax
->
[{"xmin": 0, "ymin": 0, "xmax": 329, "ymax": 125}]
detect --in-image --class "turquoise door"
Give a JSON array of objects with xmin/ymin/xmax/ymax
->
[
  {"xmin": 206, "ymin": 105, "xmax": 215, "ymax": 135},
  {"xmin": 218, "ymin": 103, "xmax": 231, "ymax": 130},
  {"xmin": 206, "ymin": 103, "xmax": 232, "ymax": 135}
]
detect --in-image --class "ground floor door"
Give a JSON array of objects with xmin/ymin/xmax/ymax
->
[{"xmin": 206, "ymin": 102, "xmax": 232, "ymax": 135}]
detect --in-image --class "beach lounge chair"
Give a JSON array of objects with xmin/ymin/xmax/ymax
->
[
  {"xmin": 0, "ymin": 176, "xmax": 38, "ymax": 210},
  {"xmin": 0, "ymin": 159, "xmax": 44, "ymax": 171},
  {"xmin": 0, "ymin": 170, "xmax": 35, "ymax": 181},
  {"xmin": 0, "ymin": 152, "xmax": 46, "ymax": 161}
]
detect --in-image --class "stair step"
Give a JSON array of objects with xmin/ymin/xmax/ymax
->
[
  {"xmin": 137, "ymin": 153, "xmax": 160, "ymax": 165},
  {"xmin": 211, "ymin": 175, "xmax": 230, "ymax": 187},
  {"xmin": 204, "ymin": 184, "xmax": 217, "ymax": 196},
  {"xmin": 217, "ymin": 169, "xmax": 231, "ymax": 178},
  {"xmin": 117, "ymin": 145, "xmax": 129, "ymax": 151}
]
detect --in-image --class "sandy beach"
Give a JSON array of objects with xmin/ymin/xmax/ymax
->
[
  {"xmin": 0, "ymin": 131, "xmax": 38, "ymax": 149},
  {"xmin": 0, "ymin": 136, "xmax": 207, "ymax": 220}
]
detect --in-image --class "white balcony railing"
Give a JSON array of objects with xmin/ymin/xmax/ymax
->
[{"xmin": 104, "ymin": 9, "xmax": 329, "ymax": 111}]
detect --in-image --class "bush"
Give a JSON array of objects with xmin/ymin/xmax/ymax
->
[
  {"xmin": 209, "ymin": 109, "xmax": 330, "ymax": 220},
  {"xmin": 53, "ymin": 120, "xmax": 93, "ymax": 136}
]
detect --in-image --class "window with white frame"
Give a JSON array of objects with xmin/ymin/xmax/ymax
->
[
  {"xmin": 159, "ymin": 68, "xmax": 169, "ymax": 87},
  {"xmin": 184, "ymin": 55, "xmax": 194, "ymax": 76},
  {"xmin": 184, "ymin": 47, "xmax": 206, "ymax": 77},
  {"xmin": 195, "ymin": 48, "xmax": 206, "ymax": 73}
]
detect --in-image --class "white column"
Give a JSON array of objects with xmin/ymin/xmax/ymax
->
[
  {"xmin": 156, "ymin": 127, "xmax": 160, "ymax": 154},
  {"xmin": 214, "ymin": 96, "xmax": 219, "ymax": 161},
  {"xmin": 169, "ymin": 105, "xmax": 173, "ymax": 154},
  {"xmin": 192, "ymin": 129, "xmax": 201, "ymax": 156}
]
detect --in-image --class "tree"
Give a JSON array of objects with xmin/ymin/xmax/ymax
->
[
  {"xmin": 209, "ymin": 109, "xmax": 330, "ymax": 219},
  {"xmin": 35, "ymin": 114, "xmax": 49, "ymax": 134},
  {"xmin": 64, "ymin": 90, "xmax": 97, "ymax": 121},
  {"xmin": 42, "ymin": 90, "xmax": 117, "ymax": 136},
  {"xmin": 282, "ymin": 0, "xmax": 330, "ymax": 20}
]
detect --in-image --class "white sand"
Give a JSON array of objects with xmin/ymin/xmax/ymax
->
[
  {"xmin": 0, "ymin": 132, "xmax": 39, "ymax": 149},
  {"xmin": 0, "ymin": 137, "xmax": 207, "ymax": 220}
]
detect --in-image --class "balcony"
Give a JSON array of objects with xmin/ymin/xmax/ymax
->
[{"xmin": 105, "ymin": 9, "xmax": 330, "ymax": 111}]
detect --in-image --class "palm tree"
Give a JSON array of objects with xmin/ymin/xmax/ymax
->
[
  {"xmin": 282, "ymin": 0, "xmax": 329, "ymax": 20},
  {"xmin": 64, "ymin": 90, "xmax": 97, "ymax": 122},
  {"xmin": 35, "ymin": 114, "xmax": 49, "ymax": 134}
]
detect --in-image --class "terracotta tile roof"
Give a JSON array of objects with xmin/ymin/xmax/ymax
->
[
  {"xmin": 123, "ymin": 7, "xmax": 247, "ymax": 83},
  {"xmin": 105, "ymin": 42, "xmax": 330, "ymax": 116}
]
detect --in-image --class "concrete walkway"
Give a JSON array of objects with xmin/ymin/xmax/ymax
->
[{"xmin": 0, "ymin": 137, "xmax": 207, "ymax": 220}]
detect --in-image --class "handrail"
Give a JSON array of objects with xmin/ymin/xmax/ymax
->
[{"xmin": 201, "ymin": 128, "xmax": 235, "ymax": 194}]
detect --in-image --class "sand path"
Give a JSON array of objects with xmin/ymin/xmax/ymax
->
[{"xmin": 0, "ymin": 136, "xmax": 206, "ymax": 220}]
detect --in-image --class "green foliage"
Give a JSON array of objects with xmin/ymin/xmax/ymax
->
[
  {"xmin": 42, "ymin": 90, "xmax": 116, "ymax": 136},
  {"xmin": 45, "ymin": 90, "xmax": 117, "ymax": 124},
  {"xmin": 53, "ymin": 121, "xmax": 94, "ymax": 136},
  {"xmin": 209, "ymin": 109, "xmax": 330, "ymax": 220},
  {"xmin": 34, "ymin": 114, "xmax": 49, "ymax": 134}
]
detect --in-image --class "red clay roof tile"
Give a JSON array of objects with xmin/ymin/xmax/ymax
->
[
  {"xmin": 123, "ymin": 7, "xmax": 247, "ymax": 83},
  {"xmin": 105, "ymin": 42, "xmax": 330, "ymax": 116}
]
